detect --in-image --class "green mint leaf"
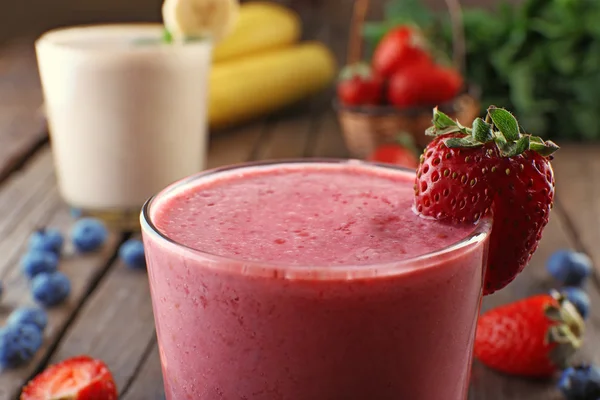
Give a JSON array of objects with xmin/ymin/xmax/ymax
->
[
  {"xmin": 443, "ymin": 136, "xmax": 484, "ymax": 149},
  {"xmin": 163, "ymin": 29, "xmax": 173, "ymax": 44},
  {"xmin": 488, "ymin": 107, "xmax": 521, "ymax": 142},
  {"xmin": 432, "ymin": 107, "xmax": 458, "ymax": 130},
  {"xmin": 530, "ymin": 138, "xmax": 560, "ymax": 156},
  {"xmin": 471, "ymin": 118, "xmax": 494, "ymax": 143}
]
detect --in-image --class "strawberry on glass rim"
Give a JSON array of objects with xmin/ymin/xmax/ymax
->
[{"xmin": 414, "ymin": 106, "xmax": 559, "ymax": 294}]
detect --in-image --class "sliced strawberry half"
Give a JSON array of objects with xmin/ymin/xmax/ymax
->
[
  {"xmin": 414, "ymin": 106, "xmax": 559, "ymax": 294},
  {"xmin": 21, "ymin": 355, "xmax": 117, "ymax": 400}
]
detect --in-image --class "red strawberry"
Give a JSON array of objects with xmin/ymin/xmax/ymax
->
[
  {"xmin": 367, "ymin": 134, "xmax": 419, "ymax": 169},
  {"xmin": 388, "ymin": 63, "xmax": 463, "ymax": 108},
  {"xmin": 372, "ymin": 25, "xmax": 432, "ymax": 78},
  {"xmin": 414, "ymin": 106, "xmax": 559, "ymax": 294},
  {"xmin": 21, "ymin": 355, "xmax": 117, "ymax": 400},
  {"xmin": 475, "ymin": 291, "xmax": 584, "ymax": 377},
  {"xmin": 336, "ymin": 63, "xmax": 384, "ymax": 106}
]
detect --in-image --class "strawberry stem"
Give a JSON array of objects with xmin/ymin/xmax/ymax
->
[{"xmin": 427, "ymin": 106, "xmax": 560, "ymax": 158}]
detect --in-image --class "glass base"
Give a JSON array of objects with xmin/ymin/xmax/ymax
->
[{"xmin": 70, "ymin": 206, "xmax": 141, "ymax": 232}]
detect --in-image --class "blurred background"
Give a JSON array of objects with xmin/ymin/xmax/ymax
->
[{"xmin": 1, "ymin": 0, "xmax": 501, "ymax": 43}]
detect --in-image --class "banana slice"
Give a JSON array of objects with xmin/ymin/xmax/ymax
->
[{"xmin": 162, "ymin": 0, "xmax": 240, "ymax": 42}]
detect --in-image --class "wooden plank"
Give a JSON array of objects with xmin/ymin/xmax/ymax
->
[
  {"xmin": 468, "ymin": 146, "xmax": 600, "ymax": 399},
  {"xmin": 45, "ymin": 250, "xmax": 155, "ymax": 393},
  {"xmin": 0, "ymin": 41, "xmax": 46, "ymax": 183},
  {"xmin": 0, "ymin": 148, "xmax": 120, "ymax": 400},
  {"xmin": 254, "ymin": 113, "xmax": 314, "ymax": 160},
  {"xmin": 120, "ymin": 157, "xmax": 595, "ymax": 400},
  {"xmin": 46, "ymin": 122, "xmax": 268, "ymax": 399},
  {"xmin": 551, "ymin": 144, "xmax": 600, "ymax": 278},
  {"xmin": 468, "ymin": 212, "xmax": 579, "ymax": 399},
  {"xmin": 121, "ymin": 343, "xmax": 164, "ymax": 400},
  {"xmin": 311, "ymin": 111, "xmax": 349, "ymax": 159},
  {"xmin": 206, "ymin": 122, "xmax": 266, "ymax": 169}
]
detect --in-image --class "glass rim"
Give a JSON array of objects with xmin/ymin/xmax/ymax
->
[
  {"xmin": 35, "ymin": 23, "xmax": 212, "ymax": 52},
  {"xmin": 140, "ymin": 158, "xmax": 492, "ymax": 280}
]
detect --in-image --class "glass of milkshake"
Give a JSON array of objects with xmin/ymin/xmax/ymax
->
[
  {"xmin": 141, "ymin": 159, "xmax": 491, "ymax": 400},
  {"xmin": 35, "ymin": 0, "xmax": 239, "ymax": 230}
]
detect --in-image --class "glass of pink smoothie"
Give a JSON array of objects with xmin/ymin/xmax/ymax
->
[{"xmin": 141, "ymin": 159, "xmax": 491, "ymax": 400}]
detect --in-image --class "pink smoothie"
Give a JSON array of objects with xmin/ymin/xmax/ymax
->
[{"xmin": 142, "ymin": 160, "xmax": 490, "ymax": 400}]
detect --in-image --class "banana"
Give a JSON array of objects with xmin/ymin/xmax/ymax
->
[{"xmin": 162, "ymin": 0, "xmax": 240, "ymax": 42}]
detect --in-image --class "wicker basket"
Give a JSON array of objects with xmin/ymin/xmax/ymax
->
[{"xmin": 336, "ymin": 0, "xmax": 480, "ymax": 158}]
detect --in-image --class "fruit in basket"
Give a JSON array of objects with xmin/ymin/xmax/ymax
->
[
  {"xmin": 336, "ymin": 63, "xmax": 383, "ymax": 106},
  {"xmin": 367, "ymin": 134, "xmax": 419, "ymax": 168},
  {"xmin": 372, "ymin": 25, "xmax": 431, "ymax": 78},
  {"xmin": 335, "ymin": 23, "xmax": 465, "ymax": 110},
  {"xmin": 414, "ymin": 106, "xmax": 559, "ymax": 294},
  {"xmin": 388, "ymin": 63, "xmax": 463, "ymax": 108}
]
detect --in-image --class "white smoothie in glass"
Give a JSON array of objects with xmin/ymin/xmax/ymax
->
[{"xmin": 36, "ymin": 24, "xmax": 212, "ymax": 230}]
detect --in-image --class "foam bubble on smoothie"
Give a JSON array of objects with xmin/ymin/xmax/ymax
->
[{"xmin": 152, "ymin": 163, "xmax": 477, "ymax": 267}]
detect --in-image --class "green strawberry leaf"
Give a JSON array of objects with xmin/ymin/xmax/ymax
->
[
  {"xmin": 425, "ymin": 125, "xmax": 465, "ymax": 137},
  {"xmin": 488, "ymin": 107, "xmax": 521, "ymax": 142},
  {"xmin": 498, "ymin": 135, "xmax": 530, "ymax": 157},
  {"xmin": 530, "ymin": 138, "xmax": 560, "ymax": 156},
  {"xmin": 432, "ymin": 108, "xmax": 458, "ymax": 130},
  {"xmin": 471, "ymin": 118, "xmax": 494, "ymax": 143},
  {"xmin": 443, "ymin": 136, "xmax": 483, "ymax": 149}
]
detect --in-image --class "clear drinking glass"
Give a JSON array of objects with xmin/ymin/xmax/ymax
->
[
  {"xmin": 141, "ymin": 159, "xmax": 491, "ymax": 400},
  {"xmin": 36, "ymin": 24, "xmax": 212, "ymax": 230}
]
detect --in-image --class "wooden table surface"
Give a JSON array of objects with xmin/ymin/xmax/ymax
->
[{"xmin": 0, "ymin": 2, "xmax": 598, "ymax": 399}]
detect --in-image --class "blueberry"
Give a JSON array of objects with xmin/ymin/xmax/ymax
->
[
  {"xmin": 20, "ymin": 251, "xmax": 59, "ymax": 279},
  {"xmin": 31, "ymin": 272, "xmax": 71, "ymax": 307},
  {"xmin": 119, "ymin": 239, "xmax": 146, "ymax": 269},
  {"xmin": 547, "ymin": 250, "xmax": 593, "ymax": 286},
  {"xmin": 558, "ymin": 365, "xmax": 600, "ymax": 400},
  {"xmin": 70, "ymin": 218, "xmax": 108, "ymax": 253},
  {"xmin": 0, "ymin": 324, "xmax": 43, "ymax": 368},
  {"xmin": 7, "ymin": 307, "xmax": 48, "ymax": 332},
  {"xmin": 561, "ymin": 287, "xmax": 591, "ymax": 320},
  {"xmin": 28, "ymin": 228, "xmax": 64, "ymax": 256}
]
